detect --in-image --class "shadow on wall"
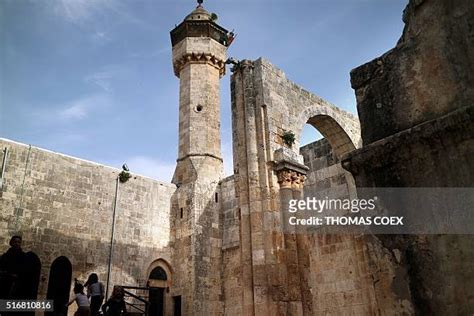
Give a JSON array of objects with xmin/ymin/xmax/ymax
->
[{"xmin": 0, "ymin": 227, "xmax": 172, "ymax": 301}]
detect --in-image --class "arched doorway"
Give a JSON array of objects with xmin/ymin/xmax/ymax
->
[
  {"xmin": 22, "ymin": 252, "xmax": 41, "ymax": 299},
  {"xmin": 148, "ymin": 266, "xmax": 167, "ymax": 316},
  {"xmin": 46, "ymin": 256, "xmax": 72, "ymax": 316}
]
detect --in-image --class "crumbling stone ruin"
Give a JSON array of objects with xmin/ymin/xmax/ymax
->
[
  {"xmin": 342, "ymin": 0, "xmax": 474, "ymax": 314},
  {"xmin": 0, "ymin": 0, "xmax": 472, "ymax": 315}
]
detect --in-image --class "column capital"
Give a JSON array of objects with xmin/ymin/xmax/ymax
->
[
  {"xmin": 276, "ymin": 168, "xmax": 306, "ymax": 190},
  {"xmin": 274, "ymin": 151, "xmax": 309, "ymax": 190},
  {"xmin": 277, "ymin": 169, "xmax": 294, "ymax": 189},
  {"xmin": 291, "ymin": 172, "xmax": 306, "ymax": 190}
]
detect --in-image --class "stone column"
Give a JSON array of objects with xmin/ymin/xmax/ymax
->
[
  {"xmin": 275, "ymin": 158, "xmax": 308, "ymax": 315},
  {"xmin": 277, "ymin": 169, "xmax": 302, "ymax": 315},
  {"xmin": 232, "ymin": 60, "xmax": 269, "ymax": 315},
  {"xmin": 291, "ymin": 173, "xmax": 313, "ymax": 315}
]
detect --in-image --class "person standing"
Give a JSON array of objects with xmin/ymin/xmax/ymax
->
[
  {"xmin": 84, "ymin": 273, "xmax": 105, "ymax": 316},
  {"xmin": 0, "ymin": 235, "xmax": 26, "ymax": 299}
]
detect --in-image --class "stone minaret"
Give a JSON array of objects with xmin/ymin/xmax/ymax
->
[
  {"xmin": 171, "ymin": 3, "xmax": 229, "ymax": 185},
  {"xmin": 170, "ymin": 3, "xmax": 231, "ymax": 314}
]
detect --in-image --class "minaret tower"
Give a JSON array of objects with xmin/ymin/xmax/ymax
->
[
  {"xmin": 169, "ymin": 2, "xmax": 232, "ymax": 314},
  {"xmin": 171, "ymin": 0, "xmax": 230, "ymax": 185}
]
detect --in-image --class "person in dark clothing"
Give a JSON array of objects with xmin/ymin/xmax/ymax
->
[
  {"xmin": 84, "ymin": 273, "xmax": 105, "ymax": 316},
  {"xmin": 0, "ymin": 236, "xmax": 26, "ymax": 299},
  {"xmin": 102, "ymin": 286, "xmax": 127, "ymax": 316}
]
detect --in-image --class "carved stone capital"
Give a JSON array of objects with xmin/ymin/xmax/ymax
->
[
  {"xmin": 291, "ymin": 172, "xmax": 306, "ymax": 190},
  {"xmin": 173, "ymin": 52, "xmax": 226, "ymax": 77},
  {"xmin": 274, "ymin": 152, "xmax": 308, "ymax": 190},
  {"xmin": 277, "ymin": 169, "xmax": 294, "ymax": 189},
  {"xmin": 276, "ymin": 169, "xmax": 306, "ymax": 190}
]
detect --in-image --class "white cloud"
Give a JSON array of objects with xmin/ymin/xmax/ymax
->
[
  {"xmin": 91, "ymin": 31, "xmax": 112, "ymax": 44},
  {"xmin": 58, "ymin": 93, "xmax": 111, "ymax": 120},
  {"xmin": 85, "ymin": 72, "xmax": 112, "ymax": 92},
  {"xmin": 52, "ymin": 0, "xmax": 105, "ymax": 24},
  {"xmin": 60, "ymin": 103, "xmax": 88, "ymax": 120},
  {"xmin": 84, "ymin": 65, "xmax": 130, "ymax": 92},
  {"xmin": 51, "ymin": 0, "xmax": 144, "ymax": 27},
  {"xmin": 129, "ymin": 46, "xmax": 169, "ymax": 59},
  {"xmin": 125, "ymin": 156, "xmax": 175, "ymax": 183}
]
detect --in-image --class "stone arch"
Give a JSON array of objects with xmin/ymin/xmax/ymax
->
[
  {"xmin": 296, "ymin": 104, "xmax": 360, "ymax": 200},
  {"xmin": 46, "ymin": 256, "xmax": 72, "ymax": 316},
  {"xmin": 296, "ymin": 103, "xmax": 361, "ymax": 159},
  {"xmin": 146, "ymin": 259, "xmax": 173, "ymax": 316},
  {"xmin": 146, "ymin": 258, "xmax": 172, "ymax": 288},
  {"xmin": 149, "ymin": 266, "xmax": 167, "ymax": 282},
  {"xmin": 306, "ymin": 115, "xmax": 356, "ymax": 158}
]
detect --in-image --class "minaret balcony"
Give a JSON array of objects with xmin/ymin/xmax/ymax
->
[{"xmin": 171, "ymin": 20, "xmax": 231, "ymax": 48}]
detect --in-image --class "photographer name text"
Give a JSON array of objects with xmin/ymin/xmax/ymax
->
[{"xmin": 287, "ymin": 197, "xmax": 404, "ymax": 227}]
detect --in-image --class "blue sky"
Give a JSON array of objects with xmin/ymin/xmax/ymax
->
[{"xmin": 0, "ymin": 0, "xmax": 408, "ymax": 182}]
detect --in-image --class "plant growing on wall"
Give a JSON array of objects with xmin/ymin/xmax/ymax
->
[
  {"xmin": 119, "ymin": 170, "xmax": 131, "ymax": 183},
  {"xmin": 282, "ymin": 130, "xmax": 296, "ymax": 147}
]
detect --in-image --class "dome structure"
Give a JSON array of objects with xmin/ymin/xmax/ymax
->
[
  {"xmin": 170, "ymin": 1, "xmax": 231, "ymax": 49},
  {"xmin": 184, "ymin": 5, "xmax": 211, "ymax": 21}
]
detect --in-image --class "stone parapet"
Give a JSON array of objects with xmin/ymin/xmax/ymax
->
[{"xmin": 172, "ymin": 37, "xmax": 227, "ymax": 77}]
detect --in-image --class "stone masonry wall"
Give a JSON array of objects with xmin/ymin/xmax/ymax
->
[
  {"xmin": 0, "ymin": 138, "xmax": 175, "ymax": 309},
  {"xmin": 219, "ymin": 134, "xmax": 383, "ymax": 315},
  {"xmin": 343, "ymin": 0, "xmax": 474, "ymax": 314},
  {"xmin": 220, "ymin": 176, "xmax": 239, "ymax": 250},
  {"xmin": 298, "ymin": 139, "xmax": 395, "ymax": 315},
  {"xmin": 219, "ymin": 175, "xmax": 242, "ymax": 316},
  {"xmin": 300, "ymin": 138, "xmax": 349, "ymax": 200},
  {"xmin": 251, "ymin": 58, "xmax": 361, "ymax": 159},
  {"xmin": 350, "ymin": 0, "xmax": 474, "ymax": 145},
  {"xmin": 229, "ymin": 58, "xmax": 403, "ymax": 314}
]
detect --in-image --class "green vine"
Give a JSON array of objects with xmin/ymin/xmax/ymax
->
[
  {"xmin": 119, "ymin": 170, "xmax": 131, "ymax": 183},
  {"xmin": 282, "ymin": 130, "xmax": 296, "ymax": 147}
]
